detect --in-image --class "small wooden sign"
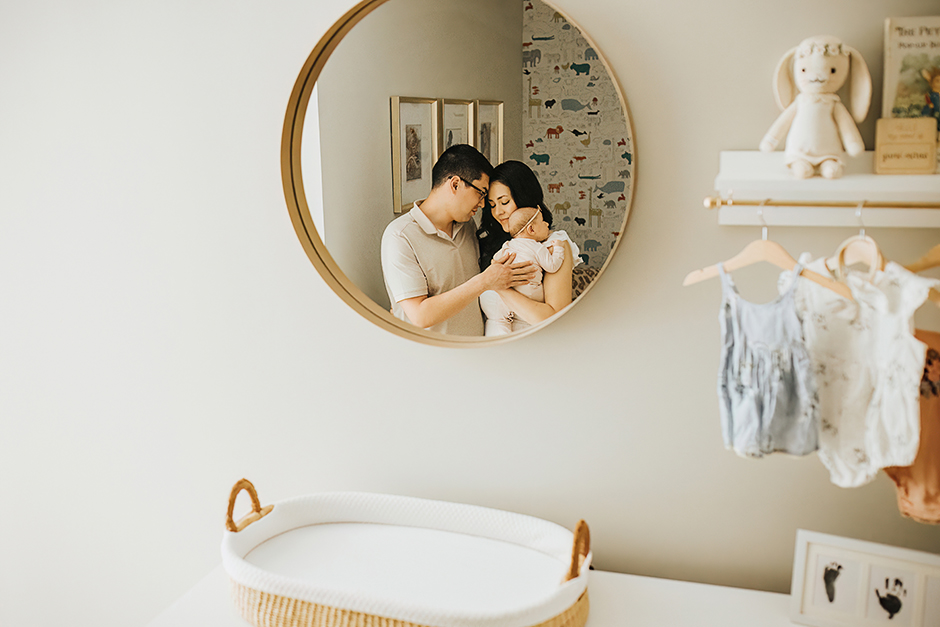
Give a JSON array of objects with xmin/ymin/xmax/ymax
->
[{"xmin": 874, "ymin": 118, "xmax": 938, "ymax": 174}]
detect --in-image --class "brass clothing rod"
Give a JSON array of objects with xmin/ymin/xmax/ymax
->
[{"xmin": 704, "ymin": 197, "xmax": 940, "ymax": 210}]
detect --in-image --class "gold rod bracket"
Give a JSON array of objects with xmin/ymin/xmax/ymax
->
[{"xmin": 704, "ymin": 190, "xmax": 732, "ymax": 210}]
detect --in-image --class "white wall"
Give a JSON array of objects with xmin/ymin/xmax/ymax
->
[
  {"xmin": 1, "ymin": 1, "xmax": 938, "ymax": 626},
  {"xmin": 316, "ymin": 0, "xmax": 521, "ymax": 308}
]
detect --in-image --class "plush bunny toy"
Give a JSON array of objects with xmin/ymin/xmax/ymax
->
[{"xmin": 759, "ymin": 35, "xmax": 871, "ymax": 179}]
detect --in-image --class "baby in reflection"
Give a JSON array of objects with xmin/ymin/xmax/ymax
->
[{"xmin": 480, "ymin": 207, "xmax": 579, "ymax": 336}]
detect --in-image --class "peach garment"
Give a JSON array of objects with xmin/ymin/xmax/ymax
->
[{"xmin": 885, "ymin": 329, "xmax": 940, "ymax": 524}]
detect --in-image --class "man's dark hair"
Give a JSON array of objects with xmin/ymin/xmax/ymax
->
[{"xmin": 431, "ymin": 144, "xmax": 494, "ymax": 190}]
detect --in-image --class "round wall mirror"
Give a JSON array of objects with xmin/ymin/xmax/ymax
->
[{"xmin": 282, "ymin": 0, "xmax": 635, "ymax": 347}]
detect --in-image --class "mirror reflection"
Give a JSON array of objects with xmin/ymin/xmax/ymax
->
[{"xmin": 304, "ymin": 0, "xmax": 634, "ymax": 337}]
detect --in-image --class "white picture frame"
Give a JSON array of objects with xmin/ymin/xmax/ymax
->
[
  {"xmin": 791, "ymin": 530, "xmax": 940, "ymax": 627},
  {"xmin": 475, "ymin": 100, "xmax": 504, "ymax": 166},
  {"xmin": 441, "ymin": 99, "xmax": 474, "ymax": 151},
  {"xmin": 390, "ymin": 96, "xmax": 440, "ymax": 214}
]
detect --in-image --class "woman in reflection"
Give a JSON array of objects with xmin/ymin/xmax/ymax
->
[{"xmin": 477, "ymin": 160, "xmax": 577, "ymax": 335}]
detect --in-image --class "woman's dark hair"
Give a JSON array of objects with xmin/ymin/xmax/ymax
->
[{"xmin": 476, "ymin": 160, "xmax": 553, "ymax": 269}]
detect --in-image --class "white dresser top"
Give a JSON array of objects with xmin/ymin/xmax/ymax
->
[{"xmin": 147, "ymin": 565, "xmax": 793, "ymax": 627}]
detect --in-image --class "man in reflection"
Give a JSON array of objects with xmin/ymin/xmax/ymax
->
[{"xmin": 381, "ymin": 144, "xmax": 537, "ymax": 336}]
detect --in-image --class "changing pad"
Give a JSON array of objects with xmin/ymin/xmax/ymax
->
[{"xmin": 221, "ymin": 479, "xmax": 591, "ymax": 627}]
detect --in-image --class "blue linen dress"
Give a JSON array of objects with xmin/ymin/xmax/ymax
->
[{"xmin": 717, "ymin": 263, "xmax": 819, "ymax": 458}]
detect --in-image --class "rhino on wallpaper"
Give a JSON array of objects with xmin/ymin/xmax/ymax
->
[
  {"xmin": 595, "ymin": 181, "xmax": 625, "ymax": 194},
  {"xmin": 583, "ymin": 239, "xmax": 601, "ymax": 251},
  {"xmin": 570, "ymin": 63, "xmax": 590, "ymax": 76}
]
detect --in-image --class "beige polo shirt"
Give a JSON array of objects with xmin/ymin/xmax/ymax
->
[{"xmin": 381, "ymin": 202, "xmax": 484, "ymax": 336}]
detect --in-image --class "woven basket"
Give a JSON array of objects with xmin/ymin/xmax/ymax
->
[{"xmin": 221, "ymin": 479, "xmax": 591, "ymax": 627}]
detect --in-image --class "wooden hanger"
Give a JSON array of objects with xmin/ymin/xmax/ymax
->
[
  {"xmin": 830, "ymin": 238, "xmax": 940, "ymax": 308},
  {"xmin": 825, "ymin": 234, "xmax": 885, "ymax": 282},
  {"xmin": 822, "ymin": 235, "xmax": 940, "ymax": 308},
  {"xmin": 825, "ymin": 206, "xmax": 885, "ymax": 281},
  {"xmin": 683, "ymin": 240, "xmax": 854, "ymax": 301},
  {"xmin": 685, "ymin": 205, "xmax": 853, "ymax": 299},
  {"xmin": 905, "ymin": 244, "xmax": 940, "ymax": 307},
  {"xmin": 823, "ymin": 209, "xmax": 939, "ymax": 307},
  {"xmin": 682, "ymin": 207, "xmax": 854, "ymax": 300},
  {"xmin": 906, "ymin": 244, "xmax": 940, "ymax": 274}
]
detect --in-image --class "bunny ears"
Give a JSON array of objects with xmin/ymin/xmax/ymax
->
[{"xmin": 772, "ymin": 35, "xmax": 872, "ymax": 123}]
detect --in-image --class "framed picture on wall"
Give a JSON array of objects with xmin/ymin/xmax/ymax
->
[
  {"xmin": 391, "ymin": 96, "xmax": 439, "ymax": 214},
  {"xmin": 441, "ymin": 99, "xmax": 474, "ymax": 151},
  {"xmin": 790, "ymin": 530, "xmax": 940, "ymax": 627},
  {"xmin": 475, "ymin": 100, "xmax": 504, "ymax": 166}
]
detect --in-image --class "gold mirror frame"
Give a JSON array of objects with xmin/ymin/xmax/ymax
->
[{"xmin": 281, "ymin": 0, "xmax": 636, "ymax": 348}]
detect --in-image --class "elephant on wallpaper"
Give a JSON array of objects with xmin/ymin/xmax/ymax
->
[{"xmin": 523, "ymin": 49, "xmax": 542, "ymax": 67}]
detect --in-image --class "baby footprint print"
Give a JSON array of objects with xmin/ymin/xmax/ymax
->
[{"xmin": 822, "ymin": 562, "xmax": 842, "ymax": 602}]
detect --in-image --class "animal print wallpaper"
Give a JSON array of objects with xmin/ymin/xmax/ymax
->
[{"xmin": 522, "ymin": 0, "xmax": 634, "ymax": 270}]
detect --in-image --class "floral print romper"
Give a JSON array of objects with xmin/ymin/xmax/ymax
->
[{"xmin": 717, "ymin": 263, "xmax": 819, "ymax": 458}]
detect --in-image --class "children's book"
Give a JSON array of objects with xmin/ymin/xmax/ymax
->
[
  {"xmin": 883, "ymin": 17, "xmax": 940, "ymax": 121},
  {"xmin": 882, "ymin": 16, "xmax": 940, "ymax": 171}
]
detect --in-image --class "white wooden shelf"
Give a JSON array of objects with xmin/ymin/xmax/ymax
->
[{"xmin": 712, "ymin": 151, "xmax": 940, "ymax": 228}]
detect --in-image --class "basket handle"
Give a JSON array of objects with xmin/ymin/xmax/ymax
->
[
  {"xmin": 564, "ymin": 519, "xmax": 591, "ymax": 581},
  {"xmin": 225, "ymin": 478, "xmax": 274, "ymax": 532}
]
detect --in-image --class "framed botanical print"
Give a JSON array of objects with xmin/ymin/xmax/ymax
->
[
  {"xmin": 441, "ymin": 99, "xmax": 474, "ymax": 151},
  {"xmin": 391, "ymin": 96, "xmax": 440, "ymax": 214},
  {"xmin": 475, "ymin": 100, "xmax": 504, "ymax": 166}
]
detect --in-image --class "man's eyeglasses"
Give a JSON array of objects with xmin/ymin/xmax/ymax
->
[{"xmin": 460, "ymin": 177, "xmax": 488, "ymax": 201}]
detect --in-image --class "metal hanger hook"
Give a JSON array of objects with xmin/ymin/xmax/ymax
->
[
  {"xmin": 758, "ymin": 199, "xmax": 770, "ymax": 240},
  {"xmin": 856, "ymin": 201, "xmax": 866, "ymax": 237}
]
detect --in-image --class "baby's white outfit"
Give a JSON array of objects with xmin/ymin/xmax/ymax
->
[
  {"xmin": 779, "ymin": 254, "xmax": 939, "ymax": 487},
  {"xmin": 480, "ymin": 231, "xmax": 580, "ymax": 336},
  {"xmin": 786, "ymin": 93, "xmax": 846, "ymax": 167}
]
